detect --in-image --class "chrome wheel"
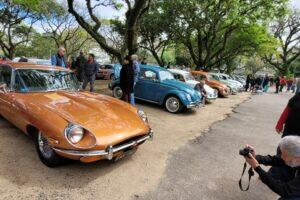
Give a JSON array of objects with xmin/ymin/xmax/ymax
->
[
  {"xmin": 165, "ymin": 97, "xmax": 181, "ymax": 113},
  {"xmin": 113, "ymin": 86, "xmax": 123, "ymax": 99},
  {"xmin": 38, "ymin": 132, "xmax": 54, "ymax": 159}
]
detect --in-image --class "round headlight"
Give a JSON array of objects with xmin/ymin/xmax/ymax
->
[
  {"xmin": 186, "ymin": 94, "xmax": 192, "ymax": 101},
  {"xmin": 138, "ymin": 109, "xmax": 148, "ymax": 123},
  {"xmin": 65, "ymin": 124, "xmax": 84, "ymax": 144}
]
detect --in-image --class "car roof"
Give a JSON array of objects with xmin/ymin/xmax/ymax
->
[
  {"xmin": 141, "ymin": 65, "xmax": 168, "ymax": 72},
  {"xmin": 1, "ymin": 62, "xmax": 70, "ymax": 71},
  {"xmin": 169, "ymin": 69, "xmax": 190, "ymax": 75},
  {"xmin": 191, "ymin": 70, "xmax": 208, "ymax": 75}
]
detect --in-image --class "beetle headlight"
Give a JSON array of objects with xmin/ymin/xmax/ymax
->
[
  {"xmin": 138, "ymin": 109, "xmax": 148, "ymax": 123},
  {"xmin": 65, "ymin": 124, "xmax": 84, "ymax": 144},
  {"xmin": 186, "ymin": 94, "xmax": 192, "ymax": 101}
]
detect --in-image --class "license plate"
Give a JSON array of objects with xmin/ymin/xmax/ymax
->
[{"xmin": 114, "ymin": 148, "xmax": 137, "ymax": 162}]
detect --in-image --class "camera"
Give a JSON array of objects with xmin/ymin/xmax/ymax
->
[{"xmin": 239, "ymin": 147, "xmax": 253, "ymax": 158}]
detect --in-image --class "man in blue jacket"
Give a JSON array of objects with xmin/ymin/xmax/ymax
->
[{"xmin": 51, "ymin": 47, "xmax": 67, "ymax": 68}]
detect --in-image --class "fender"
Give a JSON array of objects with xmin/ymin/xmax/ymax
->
[{"xmin": 159, "ymin": 89, "xmax": 191, "ymax": 106}]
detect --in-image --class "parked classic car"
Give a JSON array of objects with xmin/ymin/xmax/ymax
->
[
  {"xmin": 13, "ymin": 58, "xmax": 52, "ymax": 66},
  {"xmin": 109, "ymin": 65, "xmax": 202, "ymax": 113},
  {"xmin": 169, "ymin": 69, "xmax": 218, "ymax": 102},
  {"xmin": 208, "ymin": 73, "xmax": 239, "ymax": 94},
  {"xmin": 0, "ymin": 62, "xmax": 153, "ymax": 167},
  {"xmin": 191, "ymin": 71, "xmax": 230, "ymax": 97},
  {"xmin": 217, "ymin": 73, "xmax": 244, "ymax": 91},
  {"xmin": 97, "ymin": 64, "xmax": 115, "ymax": 80}
]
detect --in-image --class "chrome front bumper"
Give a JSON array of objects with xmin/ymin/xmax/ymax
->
[
  {"xmin": 53, "ymin": 130, "xmax": 153, "ymax": 160},
  {"xmin": 186, "ymin": 101, "xmax": 202, "ymax": 108}
]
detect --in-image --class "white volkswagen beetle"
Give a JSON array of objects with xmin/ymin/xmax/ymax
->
[{"xmin": 169, "ymin": 69, "xmax": 218, "ymax": 102}]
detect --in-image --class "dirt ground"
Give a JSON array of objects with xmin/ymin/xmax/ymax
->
[{"xmin": 0, "ymin": 80, "xmax": 250, "ymax": 200}]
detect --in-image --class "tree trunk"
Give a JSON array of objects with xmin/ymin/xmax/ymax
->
[{"xmin": 8, "ymin": 48, "xmax": 14, "ymax": 60}]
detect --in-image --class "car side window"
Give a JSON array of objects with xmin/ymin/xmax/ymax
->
[
  {"xmin": 105, "ymin": 65, "xmax": 113, "ymax": 70},
  {"xmin": 178, "ymin": 74, "xmax": 185, "ymax": 82},
  {"xmin": 0, "ymin": 65, "xmax": 12, "ymax": 87},
  {"xmin": 140, "ymin": 70, "xmax": 157, "ymax": 81}
]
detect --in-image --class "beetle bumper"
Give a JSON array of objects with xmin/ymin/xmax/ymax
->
[{"xmin": 186, "ymin": 101, "xmax": 202, "ymax": 108}]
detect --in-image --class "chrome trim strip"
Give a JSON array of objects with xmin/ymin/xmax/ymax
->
[
  {"xmin": 135, "ymin": 97, "xmax": 159, "ymax": 104},
  {"xmin": 53, "ymin": 130, "xmax": 153, "ymax": 160}
]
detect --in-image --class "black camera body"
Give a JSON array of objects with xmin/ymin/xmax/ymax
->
[{"xmin": 239, "ymin": 147, "xmax": 253, "ymax": 158}]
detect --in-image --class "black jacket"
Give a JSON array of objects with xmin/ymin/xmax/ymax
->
[
  {"xmin": 120, "ymin": 64, "xmax": 134, "ymax": 94},
  {"xmin": 255, "ymin": 155, "xmax": 300, "ymax": 198}
]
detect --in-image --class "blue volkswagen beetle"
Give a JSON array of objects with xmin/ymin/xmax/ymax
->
[{"xmin": 108, "ymin": 65, "xmax": 202, "ymax": 113}]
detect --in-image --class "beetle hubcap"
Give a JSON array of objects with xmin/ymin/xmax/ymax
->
[
  {"xmin": 114, "ymin": 87, "xmax": 123, "ymax": 99},
  {"xmin": 166, "ymin": 97, "xmax": 180, "ymax": 112},
  {"xmin": 38, "ymin": 132, "xmax": 53, "ymax": 159}
]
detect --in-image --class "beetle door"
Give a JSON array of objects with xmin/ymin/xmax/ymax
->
[{"xmin": 135, "ymin": 69, "xmax": 159, "ymax": 102}]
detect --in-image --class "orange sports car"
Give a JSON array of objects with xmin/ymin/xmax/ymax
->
[
  {"xmin": 0, "ymin": 62, "xmax": 153, "ymax": 167},
  {"xmin": 191, "ymin": 71, "xmax": 229, "ymax": 97}
]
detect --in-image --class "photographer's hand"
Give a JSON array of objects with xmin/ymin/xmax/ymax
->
[
  {"xmin": 245, "ymin": 154, "xmax": 259, "ymax": 169},
  {"xmin": 245, "ymin": 144, "xmax": 256, "ymax": 157}
]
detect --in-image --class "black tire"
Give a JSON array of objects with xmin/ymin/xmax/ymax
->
[
  {"xmin": 113, "ymin": 85, "xmax": 123, "ymax": 99},
  {"xmin": 164, "ymin": 95, "xmax": 183, "ymax": 113},
  {"xmin": 35, "ymin": 131, "xmax": 65, "ymax": 167}
]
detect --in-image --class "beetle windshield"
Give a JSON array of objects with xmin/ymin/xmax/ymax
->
[
  {"xmin": 159, "ymin": 71, "xmax": 174, "ymax": 81},
  {"xmin": 13, "ymin": 69, "xmax": 79, "ymax": 92}
]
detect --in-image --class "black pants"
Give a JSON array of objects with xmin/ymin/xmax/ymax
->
[
  {"xmin": 276, "ymin": 84, "xmax": 280, "ymax": 93},
  {"xmin": 279, "ymin": 84, "xmax": 285, "ymax": 92}
]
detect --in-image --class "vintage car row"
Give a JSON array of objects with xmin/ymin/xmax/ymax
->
[
  {"xmin": 169, "ymin": 69, "xmax": 218, "ymax": 103},
  {"xmin": 109, "ymin": 65, "xmax": 202, "ymax": 113},
  {"xmin": 0, "ymin": 62, "xmax": 153, "ymax": 167},
  {"xmin": 191, "ymin": 70, "xmax": 230, "ymax": 97}
]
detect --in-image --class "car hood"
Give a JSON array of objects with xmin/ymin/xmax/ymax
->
[
  {"xmin": 208, "ymin": 80, "xmax": 227, "ymax": 88},
  {"xmin": 17, "ymin": 91, "xmax": 149, "ymax": 146},
  {"xmin": 203, "ymin": 84, "xmax": 214, "ymax": 94},
  {"xmin": 185, "ymin": 80, "xmax": 199, "ymax": 88}
]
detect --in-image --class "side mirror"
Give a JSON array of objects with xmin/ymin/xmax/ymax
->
[{"xmin": 0, "ymin": 83, "xmax": 8, "ymax": 93}]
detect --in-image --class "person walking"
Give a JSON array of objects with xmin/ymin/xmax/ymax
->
[
  {"xmin": 75, "ymin": 51, "xmax": 86, "ymax": 82},
  {"xmin": 275, "ymin": 76, "xmax": 280, "ymax": 93},
  {"xmin": 279, "ymin": 76, "xmax": 287, "ymax": 92},
  {"xmin": 245, "ymin": 75, "xmax": 251, "ymax": 92},
  {"xmin": 262, "ymin": 74, "xmax": 270, "ymax": 92},
  {"xmin": 82, "ymin": 53, "xmax": 99, "ymax": 92},
  {"xmin": 51, "ymin": 47, "xmax": 67, "ymax": 68},
  {"xmin": 120, "ymin": 55, "xmax": 134, "ymax": 103},
  {"xmin": 131, "ymin": 54, "xmax": 140, "ymax": 105}
]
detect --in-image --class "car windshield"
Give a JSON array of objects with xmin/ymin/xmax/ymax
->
[
  {"xmin": 159, "ymin": 70, "xmax": 174, "ymax": 81},
  {"xmin": 208, "ymin": 74, "xmax": 219, "ymax": 81},
  {"xmin": 184, "ymin": 73, "xmax": 195, "ymax": 81},
  {"xmin": 14, "ymin": 69, "xmax": 79, "ymax": 92}
]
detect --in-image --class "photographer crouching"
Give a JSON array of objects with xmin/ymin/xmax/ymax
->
[{"xmin": 242, "ymin": 136, "xmax": 300, "ymax": 200}]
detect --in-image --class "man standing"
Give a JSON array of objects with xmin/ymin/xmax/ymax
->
[
  {"xmin": 82, "ymin": 53, "xmax": 99, "ymax": 92},
  {"xmin": 131, "ymin": 54, "xmax": 140, "ymax": 105},
  {"xmin": 51, "ymin": 47, "xmax": 67, "ymax": 68},
  {"xmin": 75, "ymin": 51, "xmax": 86, "ymax": 82}
]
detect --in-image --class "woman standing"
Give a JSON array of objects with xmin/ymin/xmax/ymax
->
[{"xmin": 120, "ymin": 55, "xmax": 134, "ymax": 104}]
